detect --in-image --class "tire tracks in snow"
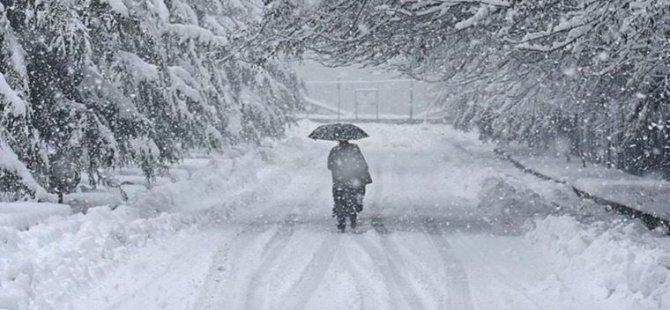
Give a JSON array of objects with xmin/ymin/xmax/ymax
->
[
  {"xmin": 369, "ymin": 142, "xmax": 475, "ymax": 310},
  {"xmin": 415, "ymin": 137, "xmax": 477, "ymax": 310},
  {"xmin": 196, "ymin": 165, "xmax": 330, "ymax": 310},
  {"xmin": 102, "ymin": 233, "xmax": 228, "ymax": 310},
  {"xmin": 270, "ymin": 181, "xmax": 344, "ymax": 310},
  {"xmin": 243, "ymin": 214, "xmax": 298, "ymax": 310},
  {"xmin": 355, "ymin": 154, "xmax": 426, "ymax": 309},
  {"xmin": 194, "ymin": 214, "xmax": 298, "ymax": 310},
  {"xmin": 336, "ymin": 236, "xmax": 393, "ymax": 310},
  {"xmin": 191, "ymin": 227, "xmax": 236, "ymax": 310},
  {"xmin": 448, "ymin": 236, "xmax": 547, "ymax": 309},
  {"xmin": 422, "ymin": 218, "xmax": 474, "ymax": 310},
  {"xmin": 278, "ymin": 232, "xmax": 340, "ymax": 310},
  {"xmin": 356, "ymin": 219, "xmax": 423, "ymax": 310}
]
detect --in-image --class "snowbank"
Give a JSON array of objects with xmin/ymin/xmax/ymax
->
[
  {"xmin": 477, "ymin": 161, "xmax": 670, "ymax": 309},
  {"xmin": 507, "ymin": 150, "xmax": 670, "ymax": 222},
  {"xmin": 477, "ymin": 177, "xmax": 554, "ymax": 233},
  {"xmin": 0, "ymin": 206, "xmax": 202, "ymax": 310},
  {"xmin": 0, "ymin": 203, "xmax": 70, "ymax": 229},
  {"xmin": 133, "ymin": 144, "xmax": 293, "ymax": 216},
  {"xmin": 527, "ymin": 215, "xmax": 670, "ymax": 309}
]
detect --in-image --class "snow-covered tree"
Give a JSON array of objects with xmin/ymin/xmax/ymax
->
[
  {"xmin": 261, "ymin": 0, "xmax": 670, "ymax": 178},
  {"xmin": 0, "ymin": 2, "xmax": 50, "ymax": 199},
  {"xmin": 0, "ymin": 0, "xmax": 304, "ymax": 200}
]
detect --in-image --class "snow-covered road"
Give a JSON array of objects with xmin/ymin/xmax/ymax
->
[{"xmin": 5, "ymin": 122, "xmax": 669, "ymax": 310}]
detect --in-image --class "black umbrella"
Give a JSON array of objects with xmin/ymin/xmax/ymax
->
[{"xmin": 308, "ymin": 123, "xmax": 369, "ymax": 141}]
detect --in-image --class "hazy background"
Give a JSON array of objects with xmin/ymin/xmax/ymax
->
[{"xmin": 292, "ymin": 60, "xmax": 434, "ymax": 117}]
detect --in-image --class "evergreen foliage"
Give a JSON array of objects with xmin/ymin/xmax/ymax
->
[{"xmin": 0, "ymin": 0, "xmax": 304, "ymax": 200}]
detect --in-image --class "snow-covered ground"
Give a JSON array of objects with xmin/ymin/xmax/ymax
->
[
  {"xmin": 2, "ymin": 121, "xmax": 670, "ymax": 310},
  {"xmin": 505, "ymin": 150, "xmax": 670, "ymax": 221}
]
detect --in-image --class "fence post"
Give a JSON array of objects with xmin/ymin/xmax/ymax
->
[
  {"xmin": 337, "ymin": 77, "xmax": 341, "ymax": 121},
  {"xmin": 409, "ymin": 80, "xmax": 414, "ymax": 120},
  {"xmin": 355, "ymin": 96, "xmax": 359, "ymax": 120},
  {"xmin": 375, "ymin": 90, "xmax": 379, "ymax": 121}
]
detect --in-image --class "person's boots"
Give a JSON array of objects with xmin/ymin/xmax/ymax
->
[
  {"xmin": 337, "ymin": 216, "xmax": 346, "ymax": 233},
  {"xmin": 350, "ymin": 213, "xmax": 357, "ymax": 229}
]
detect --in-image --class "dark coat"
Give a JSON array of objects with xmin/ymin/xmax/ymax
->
[{"xmin": 327, "ymin": 142, "xmax": 372, "ymax": 187}]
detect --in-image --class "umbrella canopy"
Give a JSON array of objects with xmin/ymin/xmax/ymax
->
[{"xmin": 308, "ymin": 123, "xmax": 369, "ymax": 141}]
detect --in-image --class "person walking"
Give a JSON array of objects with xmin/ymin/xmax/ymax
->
[
  {"xmin": 328, "ymin": 139, "xmax": 372, "ymax": 232},
  {"xmin": 308, "ymin": 123, "xmax": 371, "ymax": 232}
]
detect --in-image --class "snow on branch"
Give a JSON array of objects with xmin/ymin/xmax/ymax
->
[
  {"xmin": 117, "ymin": 51, "xmax": 160, "ymax": 82},
  {"xmin": 168, "ymin": 66, "xmax": 203, "ymax": 103},
  {"xmin": 0, "ymin": 73, "xmax": 27, "ymax": 117},
  {"xmin": 167, "ymin": 23, "xmax": 229, "ymax": 45},
  {"xmin": 0, "ymin": 140, "xmax": 51, "ymax": 200},
  {"xmin": 455, "ymin": 4, "xmax": 493, "ymax": 30},
  {"xmin": 101, "ymin": 0, "xmax": 129, "ymax": 16}
]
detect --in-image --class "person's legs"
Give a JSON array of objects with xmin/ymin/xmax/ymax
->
[
  {"xmin": 341, "ymin": 186, "xmax": 359, "ymax": 230},
  {"xmin": 343, "ymin": 186, "xmax": 358, "ymax": 214},
  {"xmin": 355, "ymin": 186, "xmax": 366, "ymax": 212},
  {"xmin": 333, "ymin": 185, "xmax": 347, "ymax": 232},
  {"xmin": 334, "ymin": 184, "xmax": 367, "ymax": 232},
  {"xmin": 349, "ymin": 212, "xmax": 357, "ymax": 229},
  {"xmin": 337, "ymin": 215, "xmax": 346, "ymax": 232}
]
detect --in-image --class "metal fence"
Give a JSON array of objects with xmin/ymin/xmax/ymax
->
[{"xmin": 302, "ymin": 79, "xmax": 436, "ymax": 122}]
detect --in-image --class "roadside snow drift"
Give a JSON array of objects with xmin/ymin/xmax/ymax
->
[{"xmin": 0, "ymin": 203, "xmax": 70, "ymax": 230}]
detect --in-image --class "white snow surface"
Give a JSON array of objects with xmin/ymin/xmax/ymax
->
[
  {"xmin": 0, "ymin": 203, "xmax": 70, "ymax": 229},
  {"xmin": 1, "ymin": 121, "xmax": 669, "ymax": 310},
  {"xmin": 507, "ymin": 148, "xmax": 670, "ymax": 221}
]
